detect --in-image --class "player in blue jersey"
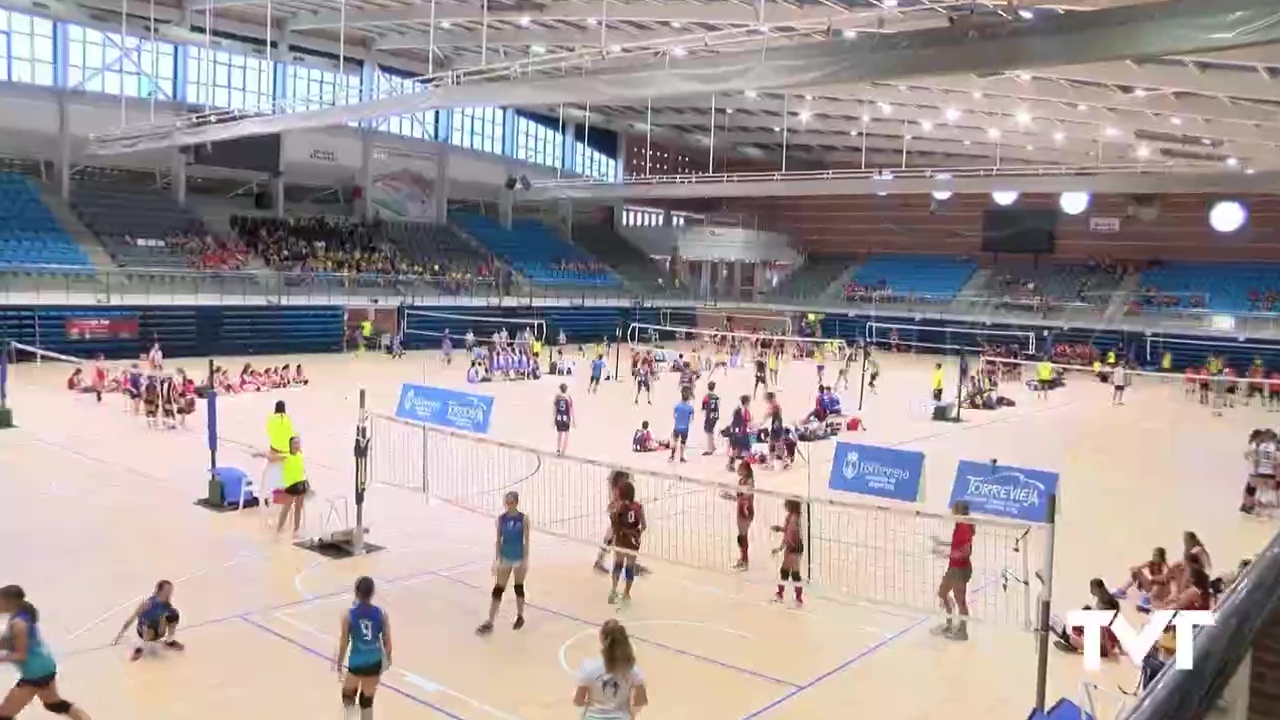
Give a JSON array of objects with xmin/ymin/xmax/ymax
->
[
  {"xmin": 477, "ymin": 491, "xmax": 530, "ymax": 635},
  {"xmin": 336, "ymin": 577, "xmax": 391, "ymax": 720},
  {"xmin": 588, "ymin": 355, "xmax": 606, "ymax": 394},
  {"xmin": 669, "ymin": 389, "xmax": 695, "ymax": 463},
  {"xmin": 113, "ymin": 579, "xmax": 184, "ymax": 661},
  {"xmin": 0, "ymin": 586, "xmax": 92, "ymax": 720}
]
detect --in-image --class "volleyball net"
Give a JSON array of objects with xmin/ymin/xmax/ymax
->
[
  {"xmin": 367, "ymin": 411, "xmax": 1047, "ymax": 627},
  {"xmin": 979, "ymin": 354, "xmax": 1280, "ymax": 400},
  {"xmin": 626, "ymin": 322, "xmax": 848, "ymax": 358},
  {"xmin": 865, "ymin": 321, "xmax": 1038, "ymax": 356},
  {"xmin": 402, "ymin": 308, "xmax": 547, "ymax": 345}
]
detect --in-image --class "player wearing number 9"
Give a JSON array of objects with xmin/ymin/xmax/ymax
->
[{"xmin": 335, "ymin": 577, "xmax": 392, "ymax": 720}]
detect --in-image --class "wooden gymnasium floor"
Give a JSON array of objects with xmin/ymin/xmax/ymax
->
[{"xmin": 1, "ymin": 345, "xmax": 1275, "ymax": 720}]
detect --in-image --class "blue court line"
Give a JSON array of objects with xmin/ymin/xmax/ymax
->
[
  {"xmin": 240, "ymin": 615, "xmax": 467, "ymax": 720},
  {"xmin": 737, "ymin": 579, "xmax": 998, "ymax": 719},
  {"xmin": 437, "ymin": 573, "xmax": 801, "ymax": 689}
]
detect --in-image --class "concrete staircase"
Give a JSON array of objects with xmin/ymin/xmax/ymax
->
[
  {"xmin": 816, "ymin": 261, "xmax": 861, "ymax": 302},
  {"xmin": 35, "ymin": 184, "xmax": 115, "ymax": 269}
]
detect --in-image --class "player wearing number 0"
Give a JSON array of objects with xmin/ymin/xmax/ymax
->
[
  {"xmin": 608, "ymin": 480, "xmax": 646, "ymax": 606},
  {"xmin": 478, "ymin": 491, "xmax": 529, "ymax": 635},
  {"xmin": 573, "ymin": 620, "xmax": 648, "ymax": 720},
  {"xmin": 336, "ymin": 577, "xmax": 391, "ymax": 720},
  {"xmin": 113, "ymin": 580, "xmax": 184, "ymax": 661},
  {"xmin": 932, "ymin": 501, "xmax": 975, "ymax": 641}
]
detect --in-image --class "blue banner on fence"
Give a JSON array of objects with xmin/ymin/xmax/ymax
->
[
  {"xmin": 395, "ymin": 384, "xmax": 494, "ymax": 435},
  {"xmin": 948, "ymin": 460, "xmax": 1058, "ymax": 523},
  {"xmin": 828, "ymin": 442, "xmax": 925, "ymax": 502}
]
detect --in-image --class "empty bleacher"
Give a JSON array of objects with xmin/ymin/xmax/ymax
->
[
  {"xmin": 571, "ymin": 223, "xmax": 670, "ymax": 294},
  {"xmin": 0, "ymin": 173, "xmax": 92, "ymax": 273},
  {"xmin": 844, "ymin": 254, "xmax": 977, "ymax": 302},
  {"xmin": 769, "ymin": 256, "xmax": 856, "ymax": 300},
  {"xmin": 381, "ymin": 221, "xmax": 488, "ymax": 271},
  {"xmin": 70, "ymin": 184, "xmax": 205, "ymax": 269},
  {"xmin": 1136, "ymin": 263, "xmax": 1280, "ymax": 314},
  {"xmin": 452, "ymin": 213, "xmax": 620, "ymax": 287},
  {"xmin": 982, "ymin": 260, "xmax": 1125, "ymax": 304}
]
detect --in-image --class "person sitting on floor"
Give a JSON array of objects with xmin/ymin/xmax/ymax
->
[
  {"xmin": 632, "ymin": 421, "xmax": 669, "ymax": 452},
  {"xmin": 1051, "ymin": 578, "xmax": 1121, "ymax": 656}
]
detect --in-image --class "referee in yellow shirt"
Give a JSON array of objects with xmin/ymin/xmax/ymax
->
[
  {"xmin": 273, "ymin": 435, "xmax": 309, "ymax": 536},
  {"xmin": 1036, "ymin": 358, "xmax": 1054, "ymax": 400},
  {"xmin": 264, "ymin": 400, "xmax": 294, "ymax": 503},
  {"xmin": 931, "ymin": 363, "xmax": 945, "ymax": 403}
]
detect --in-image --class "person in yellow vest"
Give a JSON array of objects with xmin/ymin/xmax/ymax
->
[
  {"xmin": 273, "ymin": 435, "xmax": 309, "ymax": 536},
  {"xmin": 931, "ymin": 363, "xmax": 945, "ymax": 403},
  {"xmin": 358, "ymin": 317, "xmax": 374, "ymax": 355},
  {"xmin": 1160, "ymin": 351, "xmax": 1173, "ymax": 373},
  {"xmin": 1036, "ymin": 358, "xmax": 1054, "ymax": 400},
  {"xmin": 264, "ymin": 401, "xmax": 294, "ymax": 502},
  {"xmin": 1105, "ymin": 349, "xmax": 1117, "ymax": 366}
]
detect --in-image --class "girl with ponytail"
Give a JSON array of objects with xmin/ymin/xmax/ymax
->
[
  {"xmin": 0, "ymin": 585, "xmax": 93, "ymax": 719},
  {"xmin": 572, "ymin": 619, "xmax": 648, "ymax": 719}
]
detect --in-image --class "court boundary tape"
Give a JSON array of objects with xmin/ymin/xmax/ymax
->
[{"xmin": 737, "ymin": 579, "xmax": 998, "ymax": 719}]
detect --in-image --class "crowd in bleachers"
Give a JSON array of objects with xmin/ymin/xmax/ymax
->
[{"xmin": 169, "ymin": 233, "xmax": 250, "ymax": 271}]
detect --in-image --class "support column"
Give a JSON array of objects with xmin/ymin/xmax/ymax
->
[
  {"xmin": 57, "ymin": 94, "xmax": 72, "ymax": 200},
  {"xmin": 275, "ymin": 27, "xmax": 294, "ymax": 104},
  {"xmin": 561, "ymin": 123, "xmax": 578, "ymax": 173},
  {"xmin": 498, "ymin": 186, "xmax": 514, "ymax": 230},
  {"xmin": 733, "ymin": 261, "xmax": 743, "ymax": 300},
  {"xmin": 434, "ymin": 148, "xmax": 450, "ymax": 223},
  {"xmin": 556, "ymin": 199, "xmax": 574, "ymax": 237},
  {"xmin": 170, "ymin": 149, "xmax": 187, "ymax": 207},
  {"xmin": 358, "ymin": 131, "xmax": 374, "ymax": 221},
  {"xmin": 615, "ymin": 136, "xmax": 627, "ymax": 181},
  {"xmin": 272, "ymin": 173, "xmax": 285, "ymax": 219}
]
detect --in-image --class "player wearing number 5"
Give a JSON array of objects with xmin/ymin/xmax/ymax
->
[
  {"xmin": 336, "ymin": 577, "xmax": 392, "ymax": 720},
  {"xmin": 477, "ymin": 491, "xmax": 529, "ymax": 635}
]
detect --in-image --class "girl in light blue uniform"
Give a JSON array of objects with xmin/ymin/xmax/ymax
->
[
  {"xmin": 336, "ymin": 577, "xmax": 390, "ymax": 720},
  {"xmin": 0, "ymin": 585, "xmax": 92, "ymax": 720},
  {"xmin": 477, "ymin": 491, "xmax": 529, "ymax": 635}
]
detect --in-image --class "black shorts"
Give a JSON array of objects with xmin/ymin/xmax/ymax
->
[
  {"xmin": 932, "ymin": 389, "xmax": 944, "ymax": 402},
  {"xmin": 590, "ymin": 375, "xmax": 601, "ymax": 385},
  {"xmin": 785, "ymin": 542, "xmax": 804, "ymax": 556},
  {"xmin": 672, "ymin": 429, "xmax": 689, "ymax": 444},
  {"xmin": 754, "ymin": 374, "xmax": 766, "ymax": 385},
  {"xmin": 637, "ymin": 380, "xmax": 650, "ymax": 391},
  {"xmin": 555, "ymin": 420, "xmax": 570, "ymax": 432},
  {"xmin": 703, "ymin": 418, "xmax": 718, "ymax": 433},
  {"xmin": 16, "ymin": 672, "xmax": 56, "ymax": 689},
  {"xmin": 347, "ymin": 661, "xmax": 383, "ymax": 677},
  {"xmin": 137, "ymin": 608, "xmax": 180, "ymax": 638},
  {"xmin": 284, "ymin": 481, "xmax": 309, "ymax": 496}
]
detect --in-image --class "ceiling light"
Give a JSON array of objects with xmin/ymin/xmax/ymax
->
[
  {"xmin": 724, "ymin": 108, "xmax": 734, "ymax": 114},
  {"xmin": 607, "ymin": 44, "xmax": 621, "ymax": 53},
  {"xmin": 1170, "ymin": 116, "xmax": 1183, "ymax": 126},
  {"xmin": 972, "ymin": 91, "xmax": 984, "ymax": 100},
  {"xmin": 842, "ymin": 29, "xmax": 857, "ymax": 39},
  {"xmin": 772, "ymin": 126, "xmax": 781, "ymax": 132},
  {"xmin": 945, "ymin": 108, "xmax": 961, "ymax": 122},
  {"xmin": 849, "ymin": 129, "xmax": 860, "ymax": 136},
  {"xmin": 932, "ymin": 174, "xmax": 953, "ymax": 201},
  {"xmin": 1018, "ymin": 8, "xmax": 1034, "ymax": 19},
  {"xmin": 963, "ymin": 140, "xmax": 972, "ymax": 146},
  {"xmin": 518, "ymin": 16, "xmax": 531, "ymax": 26},
  {"xmin": 904, "ymin": 134, "xmax": 914, "ymax": 141},
  {"xmin": 1059, "ymin": 192, "xmax": 1090, "ymax": 216},
  {"xmin": 1201, "ymin": 138, "xmax": 1214, "ymax": 146},
  {"xmin": 986, "ymin": 127, "xmax": 1001, "ymax": 139},
  {"xmin": 744, "ymin": 89, "xmax": 757, "ymax": 99},
  {"xmin": 1209, "ymin": 200, "xmax": 1247, "ymax": 233},
  {"xmin": 1226, "ymin": 156, "xmax": 1239, "ymax": 167},
  {"xmin": 861, "ymin": 112, "xmax": 871, "ymax": 123},
  {"xmin": 1103, "ymin": 126, "xmax": 1120, "ymax": 137},
  {"xmin": 1076, "ymin": 103, "xmax": 1088, "ymax": 111},
  {"xmin": 440, "ymin": 20, "xmax": 452, "ymax": 28},
  {"xmin": 1053, "ymin": 131, "xmax": 1065, "ymax": 143},
  {"xmin": 1135, "ymin": 145, "xmax": 1151, "ymax": 159},
  {"xmin": 1133, "ymin": 88, "xmax": 1147, "ymax": 97},
  {"xmin": 992, "ymin": 191, "xmax": 1020, "ymax": 206},
  {"xmin": 670, "ymin": 47, "xmax": 687, "ymax": 57},
  {"xmin": 803, "ymin": 94, "xmax": 813, "ymax": 101},
  {"xmin": 670, "ymin": 21, "xmax": 682, "ymax": 28},
  {"xmin": 920, "ymin": 120, "xmax": 934, "ymax": 132},
  {"xmin": 1017, "ymin": 72, "xmax": 1031, "ymax": 82},
  {"xmin": 798, "ymin": 110, "xmax": 812, "ymax": 122},
  {"xmin": 878, "ymin": 102, "xmax": 893, "ymax": 114},
  {"xmin": 1016, "ymin": 109, "xmax": 1032, "ymax": 125},
  {"xmin": 1025, "ymin": 144, "xmax": 1034, "ymax": 150},
  {"xmin": 530, "ymin": 44, "xmax": 546, "ymax": 54},
  {"xmin": 1246, "ymin": 168, "xmax": 1257, "ymax": 175},
  {"xmin": 883, "ymin": 0, "xmax": 898, "ymax": 6}
]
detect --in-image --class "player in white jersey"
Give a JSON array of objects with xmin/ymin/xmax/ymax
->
[
  {"xmin": 1241, "ymin": 428, "xmax": 1278, "ymax": 515},
  {"xmin": 572, "ymin": 620, "xmax": 648, "ymax": 720}
]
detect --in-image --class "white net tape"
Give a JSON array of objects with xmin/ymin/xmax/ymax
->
[{"xmin": 404, "ymin": 309, "xmax": 546, "ymax": 342}]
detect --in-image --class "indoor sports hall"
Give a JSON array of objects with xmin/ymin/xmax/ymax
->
[{"xmin": 1, "ymin": 316, "xmax": 1274, "ymax": 720}]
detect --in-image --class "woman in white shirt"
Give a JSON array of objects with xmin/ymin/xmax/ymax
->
[{"xmin": 573, "ymin": 620, "xmax": 648, "ymax": 719}]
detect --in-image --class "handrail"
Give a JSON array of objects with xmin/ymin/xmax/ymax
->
[{"xmin": 1125, "ymin": 528, "xmax": 1280, "ymax": 719}]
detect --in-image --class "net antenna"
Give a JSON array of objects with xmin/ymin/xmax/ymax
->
[
  {"xmin": 866, "ymin": 321, "xmax": 1037, "ymax": 356},
  {"xmin": 626, "ymin": 322, "xmax": 847, "ymax": 353},
  {"xmin": 403, "ymin": 308, "xmax": 547, "ymax": 343}
]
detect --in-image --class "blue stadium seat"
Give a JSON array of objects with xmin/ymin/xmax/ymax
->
[
  {"xmin": 452, "ymin": 213, "xmax": 620, "ymax": 287},
  {"xmin": 1138, "ymin": 263, "xmax": 1280, "ymax": 313},
  {"xmin": 846, "ymin": 254, "xmax": 977, "ymax": 300},
  {"xmin": 0, "ymin": 173, "xmax": 92, "ymax": 273}
]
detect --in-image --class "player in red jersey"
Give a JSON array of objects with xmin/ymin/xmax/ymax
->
[
  {"xmin": 720, "ymin": 462, "xmax": 755, "ymax": 570},
  {"xmin": 771, "ymin": 498, "xmax": 804, "ymax": 605},
  {"xmin": 608, "ymin": 479, "xmax": 646, "ymax": 606},
  {"xmin": 932, "ymin": 501, "xmax": 974, "ymax": 641},
  {"xmin": 593, "ymin": 470, "xmax": 629, "ymax": 573},
  {"xmin": 1269, "ymin": 371, "xmax": 1280, "ymax": 411}
]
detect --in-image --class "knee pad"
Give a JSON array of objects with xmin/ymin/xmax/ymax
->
[
  {"xmin": 513, "ymin": 584, "xmax": 525, "ymax": 599},
  {"xmin": 790, "ymin": 570, "xmax": 802, "ymax": 583},
  {"xmin": 42, "ymin": 701, "xmax": 73, "ymax": 715},
  {"xmin": 342, "ymin": 690, "xmax": 357, "ymax": 706},
  {"xmin": 736, "ymin": 534, "xmax": 747, "ymax": 550},
  {"xmin": 358, "ymin": 694, "xmax": 374, "ymax": 709},
  {"xmin": 779, "ymin": 568, "xmax": 790, "ymax": 582},
  {"xmin": 1245, "ymin": 482, "xmax": 1259, "ymax": 498},
  {"xmin": 491, "ymin": 585, "xmax": 505, "ymax": 602},
  {"xmin": 165, "ymin": 608, "xmax": 180, "ymax": 625}
]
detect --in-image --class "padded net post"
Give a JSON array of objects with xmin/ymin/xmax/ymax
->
[{"xmin": 368, "ymin": 412, "xmax": 1042, "ymax": 626}]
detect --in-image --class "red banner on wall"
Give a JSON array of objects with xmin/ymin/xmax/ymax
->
[{"xmin": 65, "ymin": 316, "xmax": 140, "ymax": 341}]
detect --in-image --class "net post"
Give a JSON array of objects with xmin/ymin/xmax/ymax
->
[
  {"xmin": 1033, "ymin": 492, "xmax": 1058, "ymax": 713},
  {"xmin": 0, "ymin": 341, "xmax": 11, "ymax": 428},
  {"xmin": 613, "ymin": 326, "xmax": 622, "ymax": 382},
  {"xmin": 804, "ymin": 449, "xmax": 814, "ymax": 581},
  {"xmin": 857, "ymin": 347, "xmax": 869, "ymax": 412},
  {"xmin": 353, "ymin": 388, "xmax": 370, "ymax": 555}
]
